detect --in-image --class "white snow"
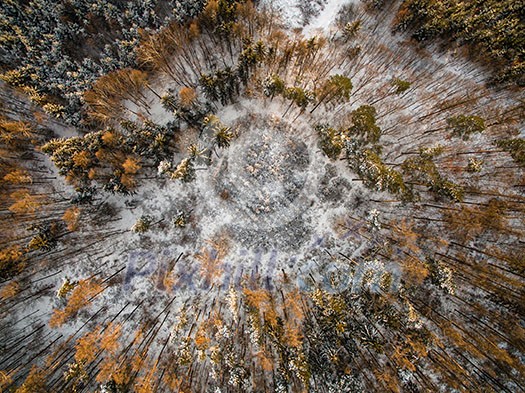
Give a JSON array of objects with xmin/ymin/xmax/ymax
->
[
  {"xmin": 259, "ymin": 0, "xmax": 303, "ymax": 28},
  {"xmin": 303, "ymin": 0, "xmax": 356, "ymax": 37},
  {"xmin": 259, "ymin": 0, "xmax": 357, "ymax": 36}
]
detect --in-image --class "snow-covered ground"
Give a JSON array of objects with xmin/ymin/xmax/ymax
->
[
  {"xmin": 260, "ymin": 0, "xmax": 356, "ymax": 34},
  {"xmin": 303, "ymin": 0, "xmax": 356, "ymax": 37},
  {"xmin": 259, "ymin": 0, "xmax": 304, "ymax": 28},
  {"xmin": 110, "ymin": 98, "xmax": 375, "ymax": 296}
]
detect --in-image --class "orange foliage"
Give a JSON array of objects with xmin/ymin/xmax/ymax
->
[
  {"xmin": 84, "ymin": 68, "xmax": 148, "ymax": 123},
  {"xmin": 195, "ymin": 247, "xmax": 223, "ymax": 285},
  {"xmin": 102, "ymin": 130, "xmax": 118, "ymax": 146},
  {"xmin": 130, "ymin": 351, "xmax": 150, "ymax": 374},
  {"xmin": 0, "ymin": 370, "xmax": 14, "ymax": 392},
  {"xmin": 100, "ymin": 347, "xmax": 129, "ymax": 385},
  {"xmin": 3, "ymin": 169, "xmax": 32, "ymax": 184},
  {"xmin": 65, "ymin": 170, "xmax": 78, "ymax": 185},
  {"xmin": 202, "ymin": 0, "xmax": 219, "ymax": 20},
  {"xmin": 49, "ymin": 279, "xmax": 103, "ymax": 327},
  {"xmin": 9, "ymin": 190, "xmax": 41, "ymax": 214},
  {"xmin": 120, "ymin": 173, "xmax": 137, "ymax": 189},
  {"xmin": 164, "ymin": 373, "xmax": 183, "ymax": 391},
  {"xmin": 14, "ymin": 366, "xmax": 47, "ymax": 393},
  {"xmin": 443, "ymin": 199, "xmax": 508, "ymax": 241},
  {"xmin": 188, "ymin": 21, "xmax": 200, "ymax": 38},
  {"xmin": 75, "ymin": 323, "xmax": 123, "ymax": 383},
  {"xmin": 0, "ymin": 245, "xmax": 24, "ymax": 272},
  {"xmin": 244, "ymin": 288, "xmax": 271, "ymax": 310},
  {"xmin": 257, "ymin": 352, "xmax": 274, "ymax": 372},
  {"xmin": 286, "ymin": 290, "xmax": 304, "ymax": 321},
  {"xmin": 72, "ymin": 150, "xmax": 91, "ymax": 169},
  {"xmin": 95, "ymin": 149, "xmax": 106, "ymax": 161},
  {"xmin": 122, "ymin": 156, "xmax": 141, "ymax": 174},
  {"xmin": 100, "ymin": 324, "xmax": 122, "ymax": 353},
  {"xmin": 111, "ymin": 366, "xmax": 128, "ymax": 386},
  {"xmin": 243, "ymin": 288, "xmax": 279, "ymax": 327},
  {"xmin": 131, "ymin": 325, "xmax": 146, "ymax": 346},
  {"xmin": 0, "ymin": 281, "xmax": 20, "ymax": 300},
  {"xmin": 163, "ymin": 270, "xmax": 177, "ymax": 293},
  {"xmin": 88, "ymin": 168, "xmax": 97, "ymax": 180},
  {"xmin": 392, "ymin": 346, "xmax": 416, "ymax": 372},
  {"xmin": 375, "ymin": 368, "xmax": 400, "ymax": 393},
  {"xmin": 404, "ymin": 335, "xmax": 430, "ymax": 366},
  {"xmin": 75, "ymin": 327, "xmax": 101, "ymax": 363},
  {"xmin": 284, "ymin": 320, "xmax": 303, "ymax": 348},
  {"xmin": 134, "ymin": 364, "xmax": 158, "ymax": 393},
  {"xmin": 195, "ymin": 326, "xmax": 211, "ymax": 349},
  {"xmin": 195, "ymin": 236, "xmax": 229, "ymax": 285},
  {"xmin": 401, "ymin": 256, "xmax": 429, "ymax": 286},
  {"xmin": 179, "ymin": 87, "xmax": 197, "ymax": 108},
  {"xmin": 0, "ymin": 118, "xmax": 33, "ymax": 147},
  {"xmin": 283, "ymin": 290, "xmax": 305, "ymax": 347},
  {"xmin": 97, "ymin": 356, "xmax": 121, "ymax": 383},
  {"xmin": 63, "ymin": 206, "xmax": 81, "ymax": 231},
  {"xmin": 392, "ymin": 219, "xmax": 420, "ymax": 254}
]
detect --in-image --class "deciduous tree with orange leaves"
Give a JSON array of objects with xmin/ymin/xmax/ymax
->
[{"xmin": 50, "ymin": 279, "xmax": 103, "ymax": 327}]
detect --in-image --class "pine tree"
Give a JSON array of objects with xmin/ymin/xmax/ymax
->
[{"xmin": 447, "ymin": 114, "xmax": 485, "ymax": 140}]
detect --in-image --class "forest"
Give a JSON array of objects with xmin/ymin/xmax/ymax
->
[{"xmin": 0, "ymin": 0, "xmax": 524, "ymax": 392}]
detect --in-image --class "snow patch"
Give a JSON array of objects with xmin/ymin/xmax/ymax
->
[{"xmin": 303, "ymin": 0, "xmax": 356, "ymax": 37}]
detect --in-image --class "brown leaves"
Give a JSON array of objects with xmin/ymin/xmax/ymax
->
[
  {"xmin": 0, "ymin": 370, "xmax": 14, "ymax": 392},
  {"xmin": 256, "ymin": 352, "xmax": 274, "ymax": 372},
  {"xmin": 120, "ymin": 173, "xmax": 137, "ymax": 189},
  {"xmin": 101, "ymin": 130, "xmax": 118, "ymax": 146},
  {"xmin": 284, "ymin": 323, "xmax": 303, "ymax": 348},
  {"xmin": 72, "ymin": 150, "xmax": 91, "ymax": 169},
  {"xmin": 179, "ymin": 87, "xmax": 197, "ymax": 109},
  {"xmin": 283, "ymin": 290, "xmax": 305, "ymax": 348},
  {"xmin": 244, "ymin": 287, "xmax": 279, "ymax": 328},
  {"xmin": 122, "ymin": 156, "xmax": 141, "ymax": 174},
  {"xmin": 9, "ymin": 190, "xmax": 41, "ymax": 214},
  {"xmin": 75, "ymin": 327, "xmax": 101, "ymax": 363},
  {"xmin": 14, "ymin": 366, "xmax": 47, "ymax": 393},
  {"xmin": 0, "ymin": 281, "xmax": 20, "ymax": 300},
  {"xmin": 244, "ymin": 287, "xmax": 306, "ymax": 348},
  {"xmin": 74, "ymin": 324, "xmax": 123, "ymax": 384},
  {"xmin": 134, "ymin": 365, "xmax": 157, "ymax": 393},
  {"xmin": 120, "ymin": 156, "xmax": 141, "ymax": 190},
  {"xmin": 401, "ymin": 256, "xmax": 429, "ymax": 286},
  {"xmin": 0, "ymin": 117, "xmax": 33, "ymax": 149},
  {"xmin": 194, "ymin": 323, "xmax": 212, "ymax": 350},
  {"xmin": 443, "ymin": 199, "xmax": 508, "ymax": 242},
  {"xmin": 164, "ymin": 373, "xmax": 183, "ymax": 391},
  {"xmin": 392, "ymin": 219, "xmax": 420, "ymax": 255},
  {"xmin": 0, "ymin": 245, "xmax": 23, "ymax": 267},
  {"xmin": 100, "ymin": 324, "xmax": 122, "ymax": 354},
  {"xmin": 136, "ymin": 26, "xmax": 178, "ymax": 72},
  {"xmin": 49, "ymin": 279, "xmax": 103, "ymax": 327},
  {"xmin": 3, "ymin": 169, "xmax": 32, "ymax": 184},
  {"xmin": 195, "ymin": 249, "xmax": 220, "ymax": 280},
  {"xmin": 374, "ymin": 368, "xmax": 400, "ymax": 393},
  {"xmin": 195, "ymin": 235, "xmax": 230, "ymax": 286},
  {"xmin": 244, "ymin": 288, "xmax": 271, "ymax": 311},
  {"xmin": 62, "ymin": 206, "xmax": 81, "ymax": 231},
  {"xmin": 96, "ymin": 326, "xmax": 124, "ymax": 383},
  {"xmin": 392, "ymin": 346, "xmax": 416, "ymax": 372},
  {"xmin": 84, "ymin": 68, "xmax": 148, "ymax": 123},
  {"xmin": 389, "ymin": 220, "xmax": 429, "ymax": 286}
]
